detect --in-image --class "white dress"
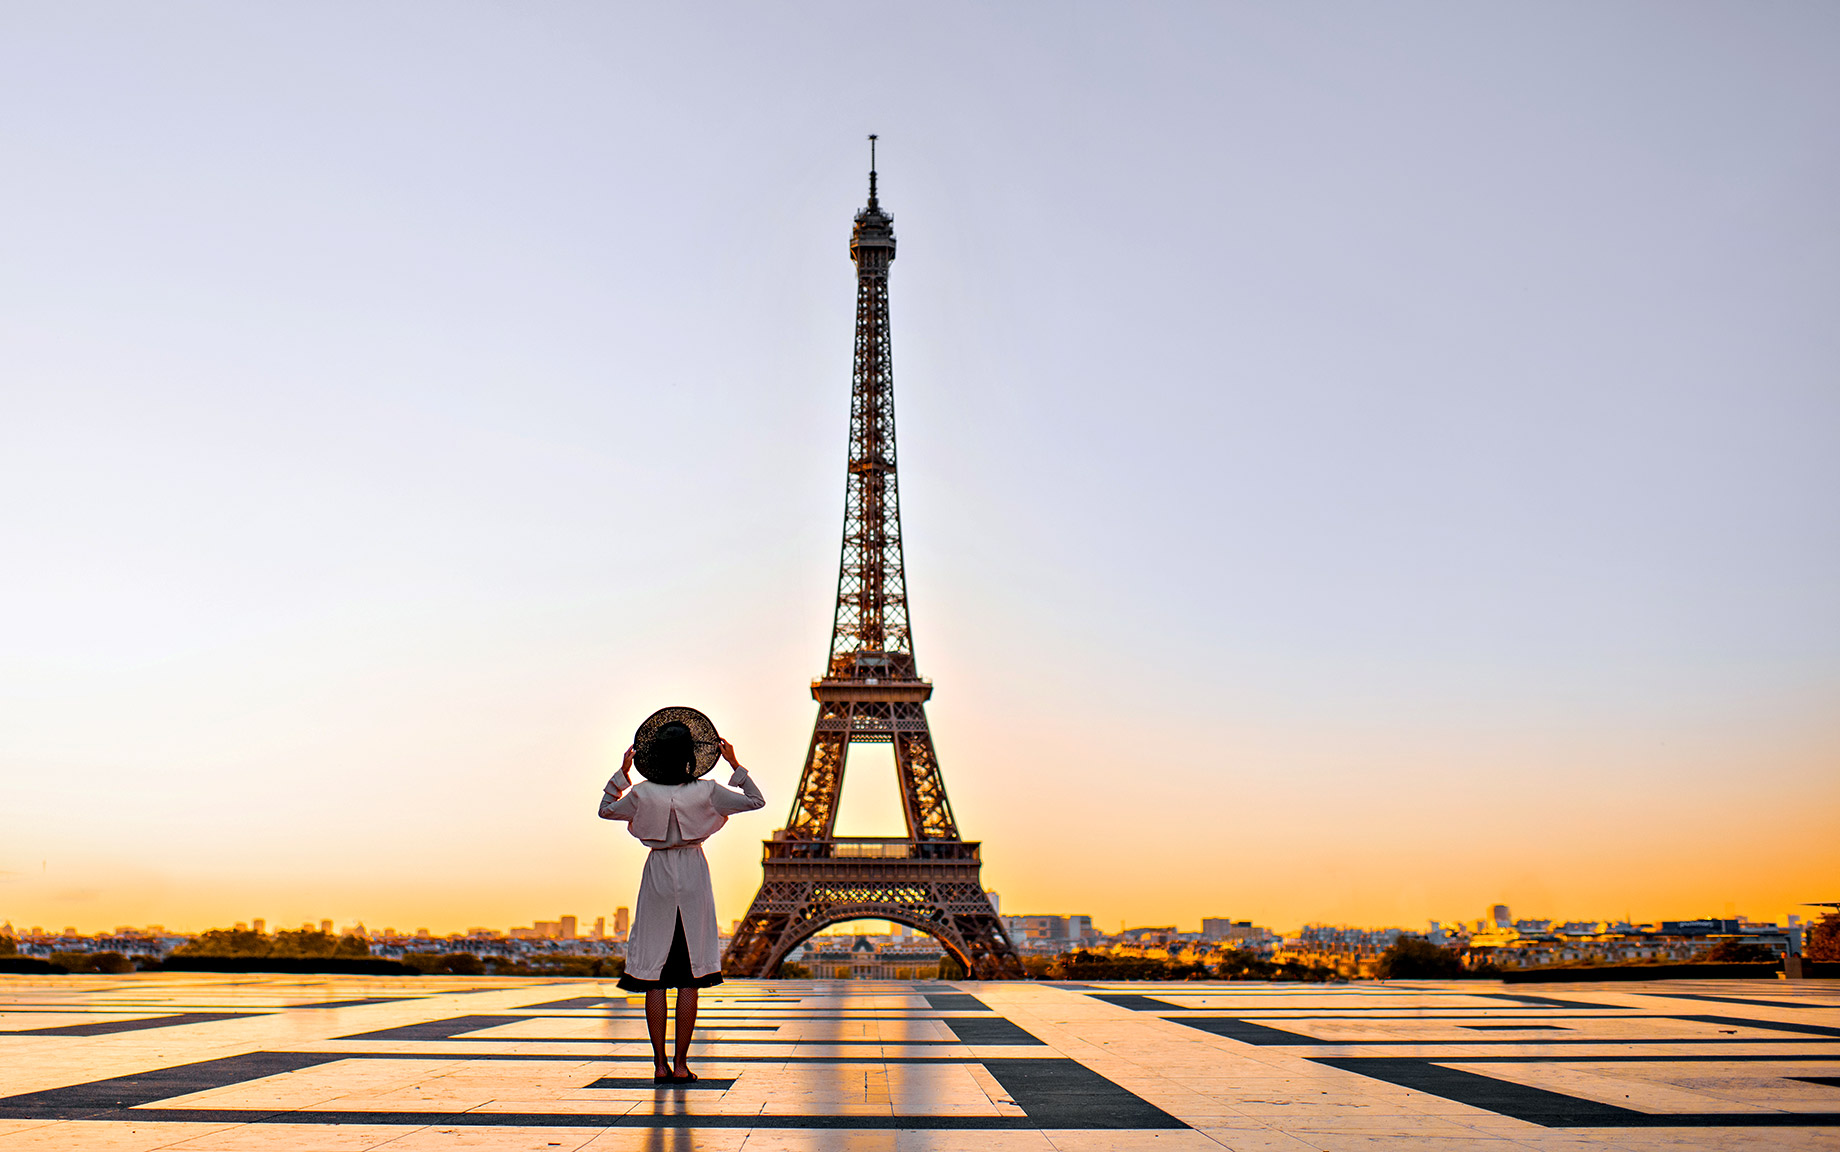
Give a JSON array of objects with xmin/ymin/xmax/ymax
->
[{"xmin": 598, "ymin": 766, "xmax": 765, "ymax": 982}]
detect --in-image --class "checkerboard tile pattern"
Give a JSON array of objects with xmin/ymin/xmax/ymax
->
[{"xmin": 2, "ymin": 974, "xmax": 1836, "ymax": 1148}]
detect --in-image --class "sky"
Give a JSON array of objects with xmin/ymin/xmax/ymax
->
[{"xmin": 2, "ymin": 3, "xmax": 1836, "ymax": 939}]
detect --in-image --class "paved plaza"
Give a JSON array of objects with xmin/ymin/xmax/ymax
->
[{"xmin": 1, "ymin": 974, "xmax": 1837, "ymax": 1150}]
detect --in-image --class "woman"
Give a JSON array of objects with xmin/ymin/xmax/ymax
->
[{"xmin": 598, "ymin": 706, "xmax": 765, "ymax": 1083}]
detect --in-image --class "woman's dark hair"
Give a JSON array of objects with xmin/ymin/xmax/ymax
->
[{"xmin": 640, "ymin": 721, "xmax": 696, "ymax": 785}]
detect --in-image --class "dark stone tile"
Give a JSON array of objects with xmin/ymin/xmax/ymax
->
[
  {"xmin": 1087, "ymin": 993, "xmax": 1182, "ymax": 1011},
  {"xmin": 1315, "ymin": 1056, "xmax": 1840, "ymax": 1128},
  {"xmin": 340, "ymin": 1014, "xmax": 526, "ymax": 1040},
  {"xmin": 98, "ymin": 1109, "xmax": 1046, "ymax": 1128},
  {"xmin": 1168, "ymin": 1017, "xmax": 1327, "ymax": 1045},
  {"xmin": 980, "ymin": 1057, "xmax": 1187, "ymax": 1129},
  {"xmin": 1671, "ymin": 1013, "xmax": 1840, "ymax": 1039},
  {"xmin": 1652, "ymin": 992, "xmax": 1839, "ymax": 1010},
  {"xmin": 7, "ymin": 1012, "xmax": 258, "ymax": 1036},
  {"xmin": 1479, "ymin": 993, "xmax": 1614, "ymax": 1010},
  {"xmin": 586, "ymin": 1077, "xmax": 736, "ymax": 1090},
  {"xmin": 941, "ymin": 1017, "xmax": 1041, "ymax": 1045},
  {"xmin": 1313, "ymin": 1057, "xmax": 1643, "ymax": 1125},
  {"xmin": 0, "ymin": 1053, "xmax": 338, "ymax": 1119}
]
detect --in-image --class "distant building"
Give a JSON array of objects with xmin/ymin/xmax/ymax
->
[
  {"xmin": 1203, "ymin": 919, "xmax": 1264, "ymax": 946},
  {"xmin": 1274, "ymin": 925, "xmax": 1404, "ymax": 977},
  {"xmin": 999, "ymin": 914, "xmax": 1098, "ymax": 953},
  {"xmin": 1489, "ymin": 905, "xmax": 1510, "ymax": 928},
  {"xmin": 1462, "ymin": 916, "xmax": 1798, "ymax": 970},
  {"xmin": 319, "ymin": 920, "xmax": 333, "ymax": 934},
  {"xmin": 615, "ymin": 908, "xmax": 631, "ymax": 936},
  {"xmin": 592, "ymin": 916, "xmax": 605, "ymax": 940},
  {"xmin": 560, "ymin": 916, "xmax": 577, "ymax": 941},
  {"xmin": 1116, "ymin": 926, "xmax": 1178, "ymax": 946},
  {"xmin": 804, "ymin": 935, "xmax": 944, "ymax": 979}
]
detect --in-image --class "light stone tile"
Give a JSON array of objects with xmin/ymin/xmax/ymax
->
[
  {"xmin": 1284, "ymin": 1137, "xmax": 1535, "ymax": 1152},
  {"xmin": 0, "ymin": 1124, "xmax": 57, "ymax": 1140},
  {"xmin": 1043, "ymin": 1133, "xmax": 1224, "ymax": 1151},
  {"xmin": 1191, "ymin": 1127, "xmax": 1329, "ymax": 1151},
  {"xmin": 733, "ymin": 1132, "xmax": 1053, "ymax": 1152},
  {"xmin": 367, "ymin": 1128, "xmax": 608, "ymax": 1151},
  {"xmin": 165, "ymin": 1122, "xmax": 412, "ymax": 1150},
  {"xmin": 579, "ymin": 1131, "xmax": 748, "ymax": 1152},
  {"xmin": 0, "ymin": 1121, "xmax": 244, "ymax": 1150}
]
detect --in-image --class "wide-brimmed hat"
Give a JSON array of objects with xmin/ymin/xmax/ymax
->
[{"xmin": 632, "ymin": 706, "xmax": 722, "ymax": 782}]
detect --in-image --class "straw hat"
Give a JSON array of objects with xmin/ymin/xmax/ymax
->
[{"xmin": 632, "ymin": 706, "xmax": 722, "ymax": 782}]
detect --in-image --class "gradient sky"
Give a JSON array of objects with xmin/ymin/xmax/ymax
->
[{"xmin": 3, "ymin": 3, "xmax": 1836, "ymax": 938}]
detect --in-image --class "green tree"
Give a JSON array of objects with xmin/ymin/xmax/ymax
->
[
  {"xmin": 1216, "ymin": 949, "xmax": 1276, "ymax": 980},
  {"xmin": 50, "ymin": 951, "xmax": 133, "ymax": 973},
  {"xmin": 402, "ymin": 951, "xmax": 491, "ymax": 975},
  {"xmin": 1702, "ymin": 939, "xmax": 1778, "ymax": 964},
  {"xmin": 0, "ymin": 935, "xmax": 16, "ymax": 957},
  {"xmin": 776, "ymin": 961, "xmax": 811, "ymax": 979},
  {"xmin": 1805, "ymin": 912, "xmax": 1840, "ymax": 961},
  {"xmin": 172, "ymin": 929, "xmax": 270, "ymax": 957},
  {"xmin": 172, "ymin": 927, "xmax": 368, "ymax": 959},
  {"xmin": 1376, "ymin": 936, "xmax": 1464, "ymax": 979},
  {"xmin": 270, "ymin": 930, "xmax": 341, "ymax": 957},
  {"xmin": 1040, "ymin": 950, "xmax": 1202, "ymax": 981}
]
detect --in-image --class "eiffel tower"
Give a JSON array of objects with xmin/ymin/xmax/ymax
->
[{"xmin": 723, "ymin": 143, "xmax": 1022, "ymax": 980}]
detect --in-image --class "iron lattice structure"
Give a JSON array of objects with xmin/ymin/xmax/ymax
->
[{"xmin": 724, "ymin": 150, "xmax": 1022, "ymax": 980}]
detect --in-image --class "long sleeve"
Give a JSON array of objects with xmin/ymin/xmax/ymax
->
[
  {"xmin": 598, "ymin": 770, "xmax": 636, "ymax": 822},
  {"xmin": 709, "ymin": 766, "xmax": 766, "ymax": 816}
]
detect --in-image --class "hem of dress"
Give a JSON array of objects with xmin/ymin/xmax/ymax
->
[{"xmin": 616, "ymin": 970, "xmax": 725, "ymax": 992}]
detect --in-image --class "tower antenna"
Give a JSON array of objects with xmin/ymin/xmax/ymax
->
[{"xmin": 867, "ymin": 134, "xmax": 879, "ymax": 206}]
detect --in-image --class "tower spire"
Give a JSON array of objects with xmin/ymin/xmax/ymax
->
[{"xmin": 867, "ymin": 133, "xmax": 879, "ymax": 208}]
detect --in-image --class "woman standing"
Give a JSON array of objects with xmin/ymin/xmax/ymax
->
[{"xmin": 598, "ymin": 706, "xmax": 765, "ymax": 1083}]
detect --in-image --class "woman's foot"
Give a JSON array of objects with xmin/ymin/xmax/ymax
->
[
  {"xmin": 671, "ymin": 1067, "xmax": 697, "ymax": 1083},
  {"xmin": 653, "ymin": 1063, "xmax": 673, "ymax": 1084}
]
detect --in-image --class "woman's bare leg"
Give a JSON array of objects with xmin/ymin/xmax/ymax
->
[
  {"xmin": 672, "ymin": 987, "xmax": 699, "ymax": 1077},
  {"xmin": 644, "ymin": 990, "xmax": 669, "ymax": 1077}
]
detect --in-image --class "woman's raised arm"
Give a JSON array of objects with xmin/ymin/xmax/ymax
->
[
  {"xmin": 711, "ymin": 739, "xmax": 767, "ymax": 814},
  {"xmin": 598, "ymin": 746, "xmax": 638, "ymax": 821}
]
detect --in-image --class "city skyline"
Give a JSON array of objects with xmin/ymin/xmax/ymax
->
[
  {"xmin": 3, "ymin": 5, "xmax": 1836, "ymax": 938},
  {"xmin": 10, "ymin": 901, "xmax": 1827, "ymax": 943}
]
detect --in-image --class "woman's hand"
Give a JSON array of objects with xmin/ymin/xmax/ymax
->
[
  {"xmin": 720, "ymin": 738, "xmax": 741, "ymax": 768},
  {"xmin": 604, "ymin": 746, "xmax": 635, "ymax": 796}
]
